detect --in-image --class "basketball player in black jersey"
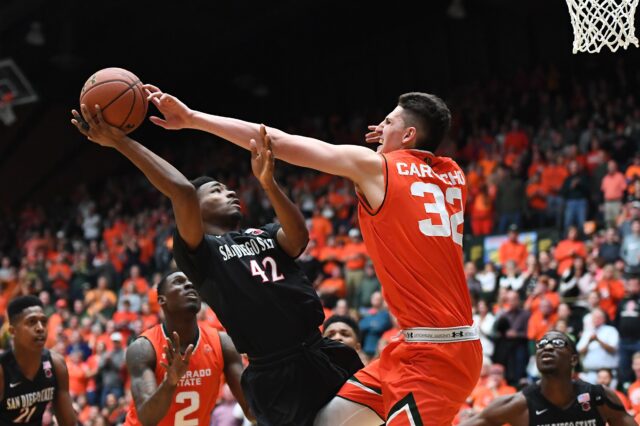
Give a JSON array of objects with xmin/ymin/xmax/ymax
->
[
  {"xmin": 71, "ymin": 106, "xmax": 362, "ymax": 426},
  {"xmin": 460, "ymin": 331, "xmax": 636, "ymax": 426},
  {"xmin": 0, "ymin": 296, "xmax": 76, "ymax": 425}
]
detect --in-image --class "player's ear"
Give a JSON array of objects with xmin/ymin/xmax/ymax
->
[
  {"xmin": 7, "ymin": 324, "xmax": 15, "ymax": 337},
  {"xmin": 570, "ymin": 353, "xmax": 579, "ymax": 369},
  {"xmin": 157, "ymin": 295, "xmax": 167, "ymax": 307},
  {"xmin": 402, "ymin": 127, "xmax": 416, "ymax": 146}
]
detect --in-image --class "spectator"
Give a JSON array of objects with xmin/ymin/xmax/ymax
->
[
  {"xmin": 359, "ymin": 291, "xmax": 391, "ymax": 358},
  {"xmin": 493, "ymin": 290, "xmax": 530, "ymax": 386},
  {"xmin": 525, "ymin": 173, "xmax": 547, "ymax": 228},
  {"xmin": 541, "ymin": 154, "xmax": 568, "ymax": 228},
  {"xmin": 498, "ymin": 260, "xmax": 524, "ymax": 293},
  {"xmin": 598, "ymin": 227, "xmax": 622, "ymax": 265},
  {"xmin": 355, "ymin": 262, "xmax": 381, "ymax": 311},
  {"xmin": 317, "ymin": 266, "xmax": 347, "ymax": 301},
  {"xmin": 561, "ymin": 160, "xmax": 590, "ymax": 232},
  {"xmin": 619, "ymin": 201, "xmax": 640, "ymax": 238},
  {"xmin": 616, "ymin": 277, "xmax": 640, "ymax": 386},
  {"xmin": 341, "ymin": 228, "xmax": 367, "ymax": 309},
  {"xmin": 473, "ymin": 299, "xmax": 496, "ymax": 357},
  {"xmin": 477, "ymin": 262, "xmax": 498, "ymax": 303},
  {"xmin": 596, "ymin": 264, "xmax": 626, "ymax": 320},
  {"xmin": 577, "ymin": 308, "xmax": 620, "ymax": 385},
  {"xmin": 601, "ymin": 159, "xmax": 627, "ymax": 228},
  {"xmin": 628, "ymin": 352, "xmax": 640, "ymax": 415},
  {"xmin": 596, "ymin": 368, "xmax": 632, "ymax": 413},
  {"xmin": 471, "ymin": 184, "xmax": 495, "ymax": 236},
  {"xmin": 621, "ymin": 219, "xmax": 640, "ymax": 276},
  {"xmin": 498, "ymin": 224, "xmax": 528, "ymax": 272},
  {"xmin": 538, "ymin": 250, "xmax": 559, "ymax": 282},
  {"xmin": 469, "ymin": 363, "xmax": 517, "ymax": 411},
  {"xmin": 98, "ymin": 332, "xmax": 126, "ymax": 407},
  {"xmin": 554, "ymin": 225, "xmax": 587, "ymax": 276},
  {"xmin": 558, "ymin": 256, "xmax": 594, "ymax": 304},
  {"xmin": 210, "ymin": 384, "xmax": 244, "ymax": 426},
  {"xmin": 527, "ymin": 298, "xmax": 557, "ymax": 341},
  {"xmin": 494, "ymin": 166, "xmax": 526, "ymax": 233},
  {"xmin": 85, "ymin": 275, "xmax": 117, "ymax": 317},
  {"xmin": 465, "ymin": 262, "xmax": 482, "ymax": 303}
]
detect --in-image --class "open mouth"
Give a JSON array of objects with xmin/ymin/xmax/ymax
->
[
  {"xmin": 186, "ymin": 291, "xmax": 199, "ymax": 300},
  {"xmin": 540, "ymin": 353, "xmax": 555, "ymax": 362},
  {"xmin": 34, "ymin": 336, "xmax": 46, "ymax": 343}
]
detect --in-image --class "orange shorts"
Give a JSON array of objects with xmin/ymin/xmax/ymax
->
[
  {"xmin": 337, "ymin": 338, "xmax": 482, "ymax": 426},
  {"xmin": 336, "ymin": 359, "xmax": 385, "ymax": 420}
]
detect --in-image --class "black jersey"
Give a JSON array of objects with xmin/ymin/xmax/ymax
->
[
  {"xmin": 173, "ymin": 224, "xmax": 324, "ymax": 356},
  {"xmin": 523, "ymin": 379, "xmax": 606, "ymax": 426},
  {"xmin": 0, "ymin": 349, "xmax": 57, "ymax": 425}
]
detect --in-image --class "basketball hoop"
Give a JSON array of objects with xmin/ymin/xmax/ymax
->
[
  {"xmin": 566, "ymin": 0, "xmax": 640, "ymax": 53},
  {"xmin": 0, "ymin": 91, "xmax": 16, "ymax": 126}
]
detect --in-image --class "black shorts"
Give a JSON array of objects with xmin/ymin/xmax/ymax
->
[{"xmin": 241, "ymin": 332, "xmax": 364, "ymax": 426}]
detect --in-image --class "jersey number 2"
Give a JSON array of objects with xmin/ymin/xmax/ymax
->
[
  {"xmin": 411, "ymin": 182, "xmax": 463, "ymax": 246},
  {"xmin": 175, "ymin": 391, "xmax": 199, "ymax": 425},
  {"xmin": 250, "ymin": 256, "xmax": 284, "ymax": 283}
]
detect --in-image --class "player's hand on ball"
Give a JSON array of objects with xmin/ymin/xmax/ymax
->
[
  {"xmin": 71, "ymin": 104, "xmax": 126, "ymax": 147},
  {"xmin": 250, "ymin": 124, "xmax": 275, "ymax": 187},
  {"xmin": 144, "ymin": 84, "xmax": 193, "ymax": 130},
  {"xmin": 365, "ymin": 124, "xmax": 383, "ymax": 144},
  {"xmin": 160, "ymin": 331, "xmax": 194, "ymax": 387}
]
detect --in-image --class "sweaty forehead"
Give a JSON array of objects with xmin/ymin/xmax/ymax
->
[
  {"xmin": 167, "ymin": 272, "xmax": 187, "ymax": 285},
  {"xmin": 198, "ymin": 181, "xmax": 224, "ymax": 193},
  {"xmin": 20, "ymin": 307, "xmax": 46, "ymax": 321},
  {"xmin": 325, "ymin": 322, "xmax": 354, "ymax": 334}
]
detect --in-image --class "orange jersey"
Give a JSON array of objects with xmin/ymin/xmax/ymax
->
[
  {"xmin": 358, "ymin": 150, "xmax": 473, "ymax": 328},
  {"xmin": 124, "ymin": 324, "xmax": 224, "ymax": 426}
]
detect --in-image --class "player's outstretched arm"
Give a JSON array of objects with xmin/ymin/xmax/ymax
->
[
  {"xmin": 126, "ymin": 333, "xmax": 194, "ymax": 426},
  {"xmin": 599, "ymin": 386, "xmax": 637, "ymax": 425},
  {"xmin": 251, "ymin": 126, "xmax": 308, "ymax": 257},
  {"xmin": 144, "ymin": 85, "xmax": 383, "ymax": 189},
  {"xmin": 459, "ymin": 393, "xmax": 527, "ymax": 426},
  {"xmin": 71, "ymin": 105, "xmax": 203, "ymax": 249},
  {"xmin": 220, "ymin": 332, "xmax": 255, "ymax": 424},
  {"xmin": 50, "ymin": 351, "xmax": 78, "ymax": 426}
]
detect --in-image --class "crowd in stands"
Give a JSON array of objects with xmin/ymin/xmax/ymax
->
[{"xmin": 2, "ymin": 60, "xmax": 640, "ymax": 424}]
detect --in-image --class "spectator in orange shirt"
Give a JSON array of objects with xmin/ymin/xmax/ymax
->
[
  {"xmin": 122, "ymin": 264, "xmax": 149, "ymax": 295},
  {"xmin": 541, "ymin": 154, "xmax": 569, "ymax": 228},
  {"xmin": 503, "ymin": 120, "xmax": 529, "ymax": 156},
  {"xmin": 317, "ymin": 267, "xmax": 347, "ymax": 300},
  {"xmin": 554, "ymin": 225, "xmax": 588, "ymax": 276},
  {"xmin": 625, "ymin": 153, "xmax": 640, "ymax": 195},
  {"xmin": 310, "ymin": 207, "xmax": 334, "ymax": 249},
  {"xmin": 85, "ymin": 275, "xmax": 117, "ymax": 317},
  {"xmin": 498, "ymin": 224, "xmax": 528, "ymax": 272},
  {"xmin": 471, "ymin": 184, "xmax": 494, "ymax": 236},
  {"xmin": 527, "ymin": 298, "xmax": 558, "ymax": 341},
  {"xmin": 628, "ymin": 352, "xmax": 640, "ymax": 415},
  {"xmin": 341, "ymin": 228, "xmax": 368, "ymax": 308},
  {"xmin": 47, "ymin": 253, "xmax": 72, "ymax": 292},
  {"xmin": 318, "ymin": 235, "xmax": 343, "ymax": 276},
  {"xmin": 597, "ymin": 264, "xmax": 626, "ymax": 320},
  {"xmin": 525, "ymin": 276, "xmax": 560, "ymax": 314},
  {"xmin": 469, "ymin": 363, "xmax": 516, "ymax": 411},
  {"xmin": 526, "ymin": 173, "xmax": 547, "ymax": 228},
  {"xmin": 601, "ymin": 159, "xmax": 628, "ymax": 227},
  {"xmin": 66, "ymin": 349, "xmax": 89, "ymax": 398}
]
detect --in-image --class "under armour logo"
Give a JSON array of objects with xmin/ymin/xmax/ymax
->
[
  {"xmin": 452, "ymin": 331, "xmax": 464, "ymax": 338},
  {"xmin": 406, "ymin": 332, "xmax": 414, "ymax": 339}
]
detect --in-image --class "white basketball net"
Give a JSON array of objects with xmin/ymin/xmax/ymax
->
[{"xmin": 566, "ymin": 0, "xmax": 640, "ymax": 53}]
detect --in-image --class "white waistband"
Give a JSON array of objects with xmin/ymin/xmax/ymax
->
[{"xmin": 402, "ymin": 325, "xmax": 479, "ymax": 343}]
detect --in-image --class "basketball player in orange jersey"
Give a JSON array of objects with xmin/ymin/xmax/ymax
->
[
  {"xmin": 123, "ymin": 270, "xmax": 252, "ymax": 425},
  {"xmin": 144, "ymin": 85, "xmax": 483, "ymax": 425}
]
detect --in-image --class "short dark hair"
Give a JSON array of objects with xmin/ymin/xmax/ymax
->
[
  {"xmin": 8, "ymin": 296, "xmax": 43, "ymax": 324},
  {"xmin": 398, "ymin": 92, "xmax": 451, "ymax": 152},
  {"xmin": 323, "ymin": 315, "xmax": 360, "ymax": 340},
  {"xmin": 156, "ymin": 269, "xmax": 179, "ymax": 297},
  {"xmin": 190, "ymin": 176, "xmax": 216, "ymax": 190}
]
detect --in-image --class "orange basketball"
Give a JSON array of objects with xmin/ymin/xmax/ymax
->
[{"xmin": 79, "ymin": 67, "xmax": 148, "ymax": 134}]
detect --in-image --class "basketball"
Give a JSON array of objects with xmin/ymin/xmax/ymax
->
[{"xmin": 79, "ymin": 67, "xmax": 148, "ymax": 134}]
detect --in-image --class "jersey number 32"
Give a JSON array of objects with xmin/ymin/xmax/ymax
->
[{"xmin": 411, "ymin": 182, "xmax": 463, "ymax": 246}]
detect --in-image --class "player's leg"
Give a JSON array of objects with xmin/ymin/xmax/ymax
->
[
  {"xmin": 381, "ymin": 340, "xmax": 483, "ymax": 426},
  {"xmin": 314, "ymin": 397, "xmax": 383, "ymax": 426},
  {"xmin": 314, "ymin": 359, "xmax": 385, "ymax": 426}
]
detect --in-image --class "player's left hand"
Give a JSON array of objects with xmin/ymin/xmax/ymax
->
[
  {"xmin": 71, "ymin": 104, "xmax": 126, "ymax": 148},
  {"xmin": 250, "ymin": 124, "xmax": 275, "ymax": 187},
  {"xmin": 365, "ymin": 124, "xmax": 383, "ymax": 144},
  {"xmin": 160, "ymin": 331, "xmax": 194, "ymax": 386}
]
